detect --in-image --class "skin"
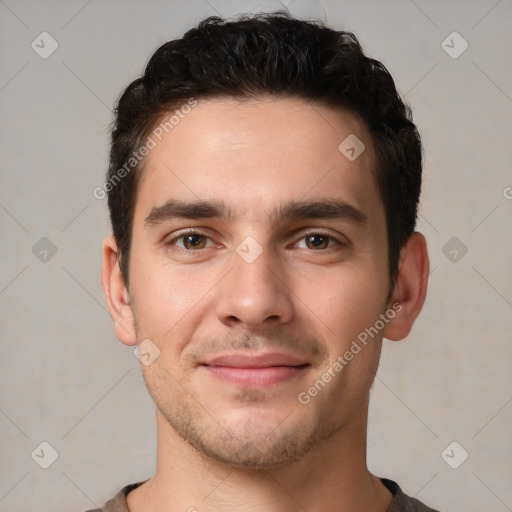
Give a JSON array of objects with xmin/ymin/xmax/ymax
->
[{"xmin": 102, "ymin": 96, "xmax": 429, "ymax": 512}]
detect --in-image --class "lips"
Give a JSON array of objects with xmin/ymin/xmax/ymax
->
[{"xmin": 200, "ymin": 353, "xmax": 310, "ymax": 388}]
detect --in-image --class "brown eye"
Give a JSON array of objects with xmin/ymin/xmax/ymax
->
[
  {"xmin": 165, "ymin": 231, "xmax": 214, "ymax": 252},
  {"xmin": 304, "ymin": 234, "xmax": 331, "ymax": 250},
  {"xmin": 182, "ymin": 234, "xmax": 207, "ymax": 250}
]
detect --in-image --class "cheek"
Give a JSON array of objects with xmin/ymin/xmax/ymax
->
[
  {"xmin": 302, "ymin": 267, "xmax": 386, "ymax": 411},
  {"xmin": 293, "ymin": 262, "xmax": 388, "ymax": 347},
  {"xmin": 129, "ymin": 257, "xmax": 216, "ymax": 347}
]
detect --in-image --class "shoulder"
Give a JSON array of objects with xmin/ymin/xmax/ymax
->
[
  {"xmin": 382, "ymin": 479, "xmax": 442, "ymax": 512},
  {"xmin": 83, "ymin": 482, "xmax": 147, "ymax": 512}
]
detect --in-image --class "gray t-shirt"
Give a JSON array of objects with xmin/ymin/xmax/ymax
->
[{"xmin": 85, "ymin": 478, "xmax": 441, "ymax": 511}]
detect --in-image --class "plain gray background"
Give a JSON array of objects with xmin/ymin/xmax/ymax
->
[{"xmin": 1, "ymin": 0, "xmax": 511, "ymax": 510}]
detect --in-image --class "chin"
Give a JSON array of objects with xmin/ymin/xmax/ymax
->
[{"xmin": 165, "ymin": 403, "xmax": 332, "ymax": 469}]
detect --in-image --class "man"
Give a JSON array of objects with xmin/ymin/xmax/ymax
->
[{"xmin": 95, "ymin": 11, "xmax": 438, "ymax": 512}]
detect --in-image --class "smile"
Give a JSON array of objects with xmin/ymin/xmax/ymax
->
[{"xmin": 200, "ymin": 353, "xmax": 310, "ymax": 388}]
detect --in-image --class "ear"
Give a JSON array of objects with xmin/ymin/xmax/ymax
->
[
  {"xmin": 383, "ymin": 232, "xmax": 429, "ymax": 341},
  {"xmin": 101, "ymin": 235, "xmax": 137, "ymax": 346}
]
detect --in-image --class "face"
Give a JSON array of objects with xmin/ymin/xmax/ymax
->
[{"xmin": 125, "ymin": 97, "xmax": 391, "ymax": 468}]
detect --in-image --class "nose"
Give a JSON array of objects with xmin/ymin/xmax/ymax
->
[{"xmin": 215, "ymin": 244, "xmax": 294, "ymax": 330}]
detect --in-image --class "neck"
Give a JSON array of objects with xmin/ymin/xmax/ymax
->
[{"xmin": 128, "ymin": 406, "xmax": 392, "ymax": 512}]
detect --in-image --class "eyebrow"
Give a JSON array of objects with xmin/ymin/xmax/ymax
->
[{"xmin": 144, "ymin": 198, "xmax": 368, "ymax": 228}]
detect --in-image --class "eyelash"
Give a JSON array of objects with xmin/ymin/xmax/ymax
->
[{"xmin": 165, "ymin": 229, "xmax": 346, "ymax": 254}]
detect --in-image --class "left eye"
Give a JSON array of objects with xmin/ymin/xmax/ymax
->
[
  {"xmin": 169, "ymin": 233, "xmax": 213, "ymax": 250},
  {"xmin": 296, "ymin": 234, "xmax": 339, "ymax": 250}
]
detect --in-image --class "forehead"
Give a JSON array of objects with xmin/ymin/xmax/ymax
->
[{"xmin": 135, "ymin": 96, "xmax": 383, "ymax": 224}]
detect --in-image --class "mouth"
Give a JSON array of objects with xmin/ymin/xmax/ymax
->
[{"xmin": 200, "ymin": 353, "xmax": 311, "ymax": 388}]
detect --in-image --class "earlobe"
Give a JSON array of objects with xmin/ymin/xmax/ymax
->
[
  {"xmin": 383, "ymin": 232, "xmax": 429, "ymax": 342},
  {"xmin": 101, "ymin": 235, "xmax": 137, "ymax": 346}
]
